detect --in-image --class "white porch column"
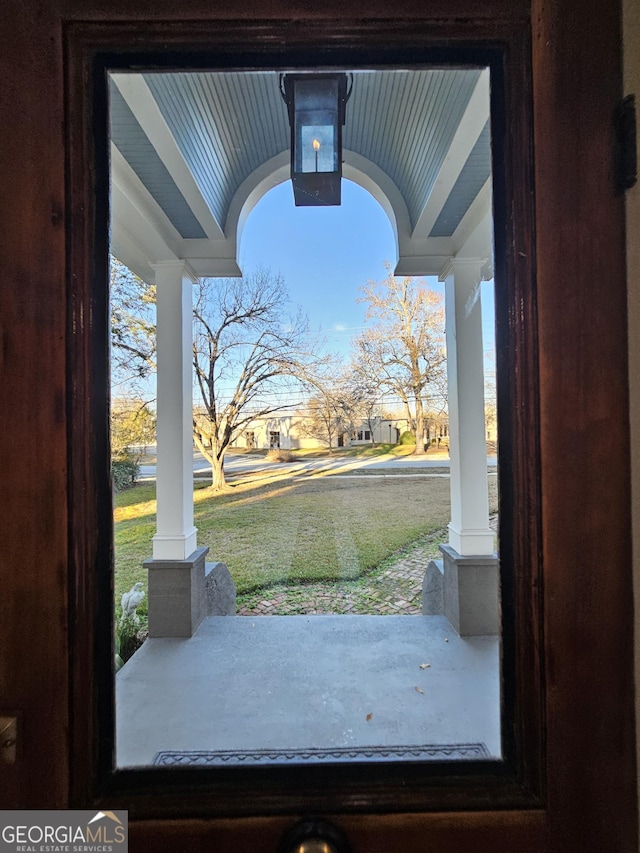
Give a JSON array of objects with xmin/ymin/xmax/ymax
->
[
  {"xmin": 151, "ymin": 261, "xmax": 198, "ymax": 560},
  {"xmin": 441, "ymin": 257, "xmax": 494, "ymax": 557}
]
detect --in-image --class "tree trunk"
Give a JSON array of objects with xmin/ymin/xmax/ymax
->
[
  {"xmin": 367, "ymin": 415, "xmax": 376, "ymax": 445},
  {"xmin": 193, "ymin": 428, "xmax": 228, "ymax": 490},
  {"xmin": 210, "ymin": 454, "xmax": 227, "ymax": 490},
  {"xmin": 413, "ymin": 397, "xmax": 427, "ymax": 455},
  {"xmin": 402, "ymin": 400, "xmax": 415, "ymax": 435}
]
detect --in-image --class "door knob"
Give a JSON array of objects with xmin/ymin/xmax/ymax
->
[{"xmin": 278, "ymin": 818, "xmax": 351, "ymax": 853}]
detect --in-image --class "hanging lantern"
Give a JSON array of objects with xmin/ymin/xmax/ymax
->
[{"xmin": 281, "ymin": 73, "xmax": 350, "ymax": 207}]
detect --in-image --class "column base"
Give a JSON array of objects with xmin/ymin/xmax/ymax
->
[
  {"xmin": 447, "ymin": 522, "xmax": 495, "ymax": 557},
  {"xmin": 144, "ymin": 548, "xmax": 237, "ymax": 637},
  {"xmin": 422, "ymin": 544, "xmax": 499, "ymax": 637},
  {"xmin": 152, "ymin": 527, "xmax": 198, "ymax": 561}
]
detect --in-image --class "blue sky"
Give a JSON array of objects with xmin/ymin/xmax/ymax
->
[
  {"xmin": 239, "ymin": 178, "xmax": 495, "ymax": 369},
  {"xmin": 239, "ymin": 179, "xmax": 395, "ymax": 359}
]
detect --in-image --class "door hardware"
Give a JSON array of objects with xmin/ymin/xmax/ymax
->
[
  {"xmin": 278, "ymin": 817, "xmax": 351, "ymax": 853},
  {"xmin": 0, "ymin": 716, "xmax": 17, "ymax": 764}
]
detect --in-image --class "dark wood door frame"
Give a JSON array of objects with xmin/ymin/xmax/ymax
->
[
  {"xmin": 66, "ymin": 14, "xmax": 543, "ymax": 813},
  {"xmin": 0, "ymin": 1, "xmax": 635, "ymax": 850}
]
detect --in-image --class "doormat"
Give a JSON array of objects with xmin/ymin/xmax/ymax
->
[{"xmin": 153, "ymin": 743, "xmax": 490, "ymax": 766}]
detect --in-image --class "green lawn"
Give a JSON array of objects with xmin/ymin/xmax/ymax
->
[{"xmin": 114, "ymin": 472, "xmax": 498, "ymax": 620}]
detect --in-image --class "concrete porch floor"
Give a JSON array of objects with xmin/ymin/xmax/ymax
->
[{"xmin": 116, "ymin": 615, "xmax": 500, "ymax": 767}]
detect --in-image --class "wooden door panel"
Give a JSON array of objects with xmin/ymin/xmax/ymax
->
[
  {"xmin": 0, "ymin": 0, "xmax": 68, "ymax": 812},
  {"xmin": 533, "ymin": 1, "xmax": 636, "ymax": 850},
  {"xmin": 130, "ymin": 812, "xmax": 550, "ymax": 853}
]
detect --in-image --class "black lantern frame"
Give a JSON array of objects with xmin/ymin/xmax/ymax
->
[{"xmin": 281, "ymin": 73, "xmax": 351, "ymax": 206}]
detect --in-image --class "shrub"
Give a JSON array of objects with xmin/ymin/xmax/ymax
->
[
  {"xmin": 399, "ymin": 430, "xmax": 416, "ymax": 445},
  {"xmin": 266, "ymin": 448, "xmax": 295, "ymax": 463},
  {"xmin": 112, "ymin": 452, "xmax": 140, "ymax": 491},
  {"xmin": 115, "ymin": 615, "xmax": 146, "ymax": 669}
]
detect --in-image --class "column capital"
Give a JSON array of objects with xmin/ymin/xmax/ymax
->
[
  {"xmin": 438, "ymin": 255, "xmax": 489, "ymax": 282},
  {"xmin": 150, "ymin": 259, "xmax": 198, "ymax": 283}
]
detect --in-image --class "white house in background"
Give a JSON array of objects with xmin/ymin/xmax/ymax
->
[
  {"xmin": 228, "ymin": 414, "xmax": 412, "ymax": 451},
  {"xmin": 225, "ymin": 413, "xmax": 453, "ymax": 450},
  {"xmin": 230, "ymin": 414, "xmax": 316, "ymax": 451}
]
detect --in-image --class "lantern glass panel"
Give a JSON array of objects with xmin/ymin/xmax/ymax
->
[
  {"xmin": 292, "ymin": 77, "xmax": 340, "ymax": 176},
  {"xmin": 298, "ymin": 124, "xmax": 336, "ymax": 173}
]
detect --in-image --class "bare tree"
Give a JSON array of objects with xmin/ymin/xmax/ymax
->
[
  {"xmin": 298, "ymin": 392, "xmax": 347, "ymax": 453},
  {"xmin": 109, "ymin": 258, "xmax": 156, "ymax": 486},
  {"xmin": 110, "ymin": 257, "xmax": 156, "ymax": 388},
  {"xmin": 297, "ymin": 373, "xmax": 355, "ymax": 453},
  {"xmin": 343, "ymin": 376, "xmax": 383, "ymax": 445},
  {"xmin": 352, "ymin": 263, "xmax": 446, "ymax": 455},
  {"xmin": 298, "ymin": 357, "xmax": 370, "ymax": 453},
  {"xmin": 192, "ymin": 270, "xmax": 321, "ymax": 490}
]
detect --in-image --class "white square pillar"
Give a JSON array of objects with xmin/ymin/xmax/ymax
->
[
  {"xmin": 151, "ymin": 261, "xmax": 198, "ymax": 560},
  {"xmin": 441, "ymin": 258, "xmax": 494, "ymax": 557}
]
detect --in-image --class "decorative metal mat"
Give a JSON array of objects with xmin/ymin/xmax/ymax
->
[{"xmin": 153, "ymin": 743, "xmax": 490, "ymax": 766}]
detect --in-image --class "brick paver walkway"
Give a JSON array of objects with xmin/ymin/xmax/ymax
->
[{"xmin": 237, "ymin": 516, "xmax": 498, "ymax": 616}]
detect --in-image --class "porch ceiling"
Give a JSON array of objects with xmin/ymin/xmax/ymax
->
[{"xmin": 109, "ymin": 67, "xmax": 492, "ymax": 283}]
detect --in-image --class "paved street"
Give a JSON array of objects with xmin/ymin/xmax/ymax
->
[{"xmin": 139, "ymin": 447, "xmax": 498, "ymax": 482}]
